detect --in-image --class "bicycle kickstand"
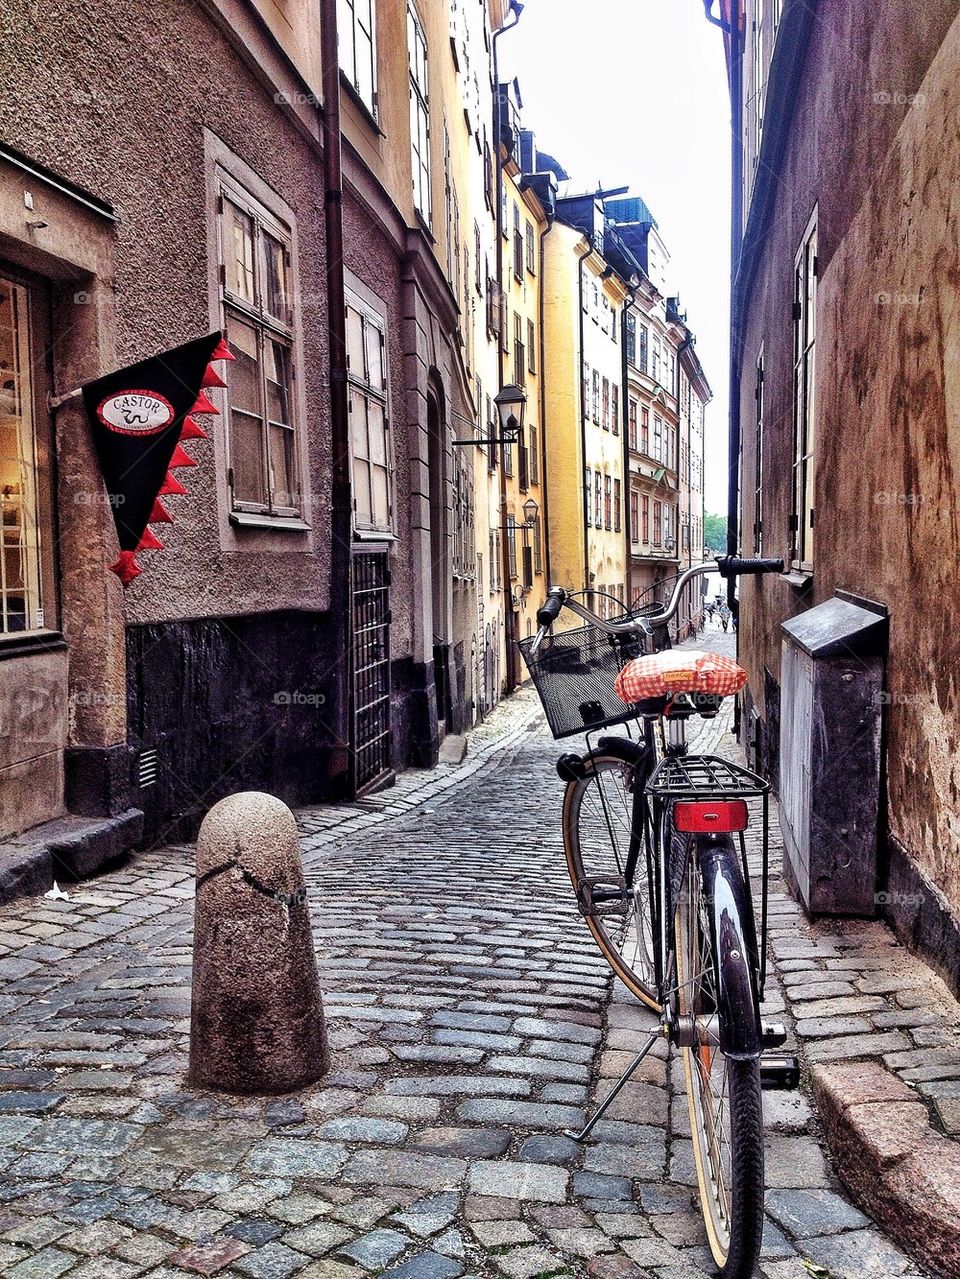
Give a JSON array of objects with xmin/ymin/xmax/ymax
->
[{"xmin": 563, "ymin": 1029, "xmax": 661, "ymax": 1143}]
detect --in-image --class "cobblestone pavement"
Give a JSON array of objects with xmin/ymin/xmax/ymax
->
[{"xmin": 0, "ymin": 619, "xmax": 950, "ymax": 1279}]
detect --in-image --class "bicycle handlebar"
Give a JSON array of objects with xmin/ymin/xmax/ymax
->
[{"xmin": 529, "ymin": 555, "xmax": 784, "ymax": 652}]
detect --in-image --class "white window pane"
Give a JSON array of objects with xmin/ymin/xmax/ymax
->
[
  {"xmin": 349, "ymin": 389, "xmax": 369, "ymax": 460},
  {"xmin": 346, "ymin": 305, "xmax": 365, "ymax": 375},
  {"xmin": 227, "ymin": 315, "xmax": 261, "ymax": 416},
  {"xmin": 367, "ymin": 399, "xmax": 387, "ymax": 465},
  {"xmin": 224, "ymin": 198, "xmax": 255, "ymax": 303},
  {"xmin": 232, "ymin": 411, "xmax": 266, "ymax": 505},
  {"xmin": 356, "ymin": 28, "xmax": 374, "ymax": 110},
  {"xmin": 364, "ymin": 319, "xmax": 385, "ymax": 392},
  {"xmin": 269, "ymin": 423, "xmax": 295, "ymax": 508},
  {"xmin": 372, "ymin": 463, "xmax": 389, "ymax": 528},
  {"xmin": 263, "ymin": 233, "xmax": 291, "ymax": 327},
  {"xmin": 354, "ymin": 457, "xmax": 372, "ymax": 525}
]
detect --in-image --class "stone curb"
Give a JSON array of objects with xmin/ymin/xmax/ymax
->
[
  {"xmin": 0, "ymin": 807, "xmax": 144, "ymax": 908},
  {"xmin": 812, "ymin": 1060, "xmax": 960, "ymax": 1278}
]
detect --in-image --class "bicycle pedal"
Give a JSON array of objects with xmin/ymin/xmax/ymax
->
[
  {"xmin": 576, "ymin": 875, "xmax": 629, "ymax": 918},
  {"xmin": 759, "ymin": 1022, "xmax": 788, "ymax": 1048},
  {"xmin": 759, "ymin": 1053, "xmax": 801, "ymax": 1091}
]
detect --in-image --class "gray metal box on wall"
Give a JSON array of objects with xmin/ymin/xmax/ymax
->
[{"xmin": 779, "ymin": 594, "xmax": 887, "ymax": 917}]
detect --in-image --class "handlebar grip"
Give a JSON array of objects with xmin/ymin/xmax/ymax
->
[
  {"xmin": 536, "ymin": 587, "xmax": 566, "ymax": 626},
  {"xmin": 717, "ymin": 556, "xmax": 785, "ymax": 578}
]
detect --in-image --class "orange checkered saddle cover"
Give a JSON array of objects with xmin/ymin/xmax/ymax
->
[{"xmin": 614, "ymin": 649, "xmax": 748, "ymax": 705}]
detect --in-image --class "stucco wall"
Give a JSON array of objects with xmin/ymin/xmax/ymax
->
[
  {"xmin": 3, "ymin": 0, "xmax": 333, "ymax": 625},
  {"xmin": 738, "ymin": 0, "xmax": 960, "ymax": 960}
]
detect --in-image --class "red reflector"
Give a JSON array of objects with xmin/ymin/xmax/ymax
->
[{"xmin": 674, "ymin": 800, "xmax": 749, "ymax": 833}]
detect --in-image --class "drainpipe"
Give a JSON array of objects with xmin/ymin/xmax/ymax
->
[
  {"xmin": 576, "ymin": 247, "xmax": 593, "ymax": 592},
  {"xmin": 493, "ymin": 5, "xmax": 522, "ymax": 694},
  {"xmin": 676, "ymin": 328, "xmax": 694, "ymax": 632},
  {"xmin": 620, "ymin": 285, "xmax": 638, "ymax": 608},
  {"xmin": 319, "ymin": 0, "xmax": 353, "ymax": 796},
  {"xmin": 726, "ymin": 4, "xmax": 744, "ymax": 611},
  {"xmin": 538, "ymin": 210, "xmax": 555, "ymax": 584}
]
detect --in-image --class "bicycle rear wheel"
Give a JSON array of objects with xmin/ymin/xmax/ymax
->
[
  {"xmin": 674, "ymin": 831, "xmax": 764, "ymax": 1279},
  {"xmin": 562, "ymin": 751, "xmax": 659, "ymax": 1010}
]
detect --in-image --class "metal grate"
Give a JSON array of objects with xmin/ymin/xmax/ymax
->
[
  {"xmin": 352, "ymin": 550, "xmax": 392, "ymax": 795},
  {"xmin": 647, "ymin": 754, "xmax": 770, "ymax": 801},
  {"xmin": 137, "ymin": 748, "xmax": 158, "ymax": 789}
]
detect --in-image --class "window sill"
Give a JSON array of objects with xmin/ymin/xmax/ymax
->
[
  {"xmin": 229, "ymin": 511, "xmax": 312, "ymax": 533},
  {"xmin": 413, "ymin": 211, "xmax": 435, "ymax": 244},
  {"xmin": 0, "ymin": 630, "xmax": 67, "ymax": 662},
  {"xmin": 781, "ymin": 568, "xmax": 813, "ymax": 589},
  {"xmin": 354, "ymin": 529, "xmax": 397, "ymax": 544}
]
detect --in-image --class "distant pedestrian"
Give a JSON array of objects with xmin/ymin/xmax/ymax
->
[{"xmin": 719, "ymin": 602, "xmax": 731, "ymax": 632}]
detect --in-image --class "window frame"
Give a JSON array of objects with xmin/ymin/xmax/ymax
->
[
  {"xmin": 345, "ymin": 288, "xmax": 395, "ymax": 536},
  {"xmin": 217, "ymin": 171, "xmax": 302, "ymax": 521},
  {"xmin": 754, "ymin": 345, "xmax": 764, "ymax": 554},
  {"xmin": 408, "ymin": 2, "xmax": 432, "ymax": 225},
  {"xmin": 792, "ymin": 208, "xmax": 818, "ymax": 571},
  {"xmin": 338, "ymin": 0, "xmax": 378, "ymax": 120}
]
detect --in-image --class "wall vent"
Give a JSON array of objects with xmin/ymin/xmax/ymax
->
[{"xmin": 137, "ymin": 748, "xmax": 159, "ymax": 789}]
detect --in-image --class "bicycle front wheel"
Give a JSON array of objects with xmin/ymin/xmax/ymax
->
[
  {"xmin": 562, "ymin": 752, "xmax": 659, "ymax": 1011},
  {"xmin": 675, "ymin": 831, "xmax": 764, "ymax": 1279}
]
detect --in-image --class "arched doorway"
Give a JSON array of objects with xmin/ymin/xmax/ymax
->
[{"xmin": 427, "ymin": 386, "xmax": 449, "ymax": 736}]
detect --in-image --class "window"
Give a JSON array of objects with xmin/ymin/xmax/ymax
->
[
  {"xmin": 753, "ymin": 7, "xmax": 766, "ymax": 158},
  {"xmin": 525, "ymin": 220, "xmax": 536, "ymax": 274},
  {"xmin": 513, "ymin": 312, "xmax": 525, "ymax": 387},
  {"xmin": 533, "ymin": 517, "xmax": 542, "ymax": 573},
  {"xmin": 594, "ymin": 471, "xmax": 602, "ymax": 527},
  {"xmin": 611, "ymin": 383, "xmax": 619, "ymax": 436},
  {"xmin": 582, "ymin": 364, "xmax": 590, "ymax": 421},
  {"xmin": 792, "ymin": 210, "xmax": 817, "ymax": 568},
  {"xmin": 504, "ymin": 434, "xmax": 513, "ymax": 477},
  {"xmin": 346, "ymin": 294, "xmax": 392, "ymax": 533},
  {"xmin": 529, "ymin": 421, "xmax": 539, "ymax": 484},
  {"xmin": 584, "ymin": 466, "xmax": 592, "ymax": 525},
  {"xmin": 452, "ymin": 446, "xmax": 474, "ymax": 578},
  {"xmin": 506, "ymin": 517, "xmax": 517, "ymax": 578},
  {"xmin": 0, "ymin": 269, "xmax": 53, "ymax": 634},
  {"xmin": 474, "ymin": 223, "xmax": 482, "ymax": 293},
  {"xmin": 527, "ymin": 318, "xmax": 536, "ymax": 374},
  {"xmin": 668, "ymin": 350, "xmax": 676, "ymax": 394},
  {"xmin": 518, "ymin": 438, "xmax": 529, "ymax": 492},
  {"xmin": 628, "ymin": 398, "xmax": 638, "ymax": 451},
  {"xmin": 754, "ymin": 347, "xmax": 764, "ymax": 554},
  {"xmin": 653, "ymin": 414, "xmax": 663, "ymax": 464},
  {"xmin": 339, "ymin": 0, "xmax": 377, "ymax": 118},
  {"xmin": 642, "ymin": 494, "xmax": 650, "ymax": 542},
  {"xmin": 601, "ymin": 377, "xmax": 610, "ymax": 430},
  {"xmin": 641, "ymin": 406, "xmax": 649, "ymax": 454},
  {"xmin": 604, "ymin": 475, "xmax": 612, "ymax": 530},
  {"xmin": 630, "ymin": 489, "xmax": 639, "ymax": 543},
  {"xmin": 613, "ymin": 478, "xmax": 621, "ymax": 532},
  {"xmin": 652, "ymin": 334, "xmax": 661, "ymax": 383},
  {"xmin": 483, "ymin": 137, "xmax": 494, "ymax": 211},
  {"xmin": 513, "ymin": 204, "xmax": 523, "ymax": 280},
  {"xmin": 592, "ymin": 371, "xmax": 600, "ymax": 423},
  {"xmin": 639, "ymin": 325, "xmax": 648, "ymax": 374},
  {"xmin": 653, "ymin": 500, "xmax": 662, "ymax": 546},
  {"xmin": 625, "ymin": 312, "xmax": 636, "ymax": 365},
  {"xmin": 408, "ymin": 4, "xmax": 431, "ymax": 223},
  {"xmin": 486, "ymin": 392, "xmax": 497, "ymax": 470},
  {"xmin": 220, "ymin": 182, "xmax": 299, "ymax": 516}
]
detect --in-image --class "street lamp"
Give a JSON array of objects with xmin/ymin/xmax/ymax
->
[
  {"xmin": 522, "ymin": 497, "xmax": 539, "ymax": 527},
  {"xmin": 494, "ymin": 383, "xmax": 526, "ymax": 446}
]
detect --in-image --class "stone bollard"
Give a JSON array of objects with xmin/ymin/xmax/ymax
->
[{"xmin": 188, "ymin": 791, "xmax": 328, "ymax": 1094}]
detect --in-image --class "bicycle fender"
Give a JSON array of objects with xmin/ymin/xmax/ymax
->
[{"xmin": 697, "ymin": 834, "xmax": 762, "ymax": 1058}]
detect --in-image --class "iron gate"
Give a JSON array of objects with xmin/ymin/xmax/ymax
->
[{"xmin": 352, "ymin": 549, "xmax": 392, "ymax": 795}]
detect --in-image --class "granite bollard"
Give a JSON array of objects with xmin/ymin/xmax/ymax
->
[{"xmin": 188, "ymin": 791, "xmax": 328, "ymax": 1093}]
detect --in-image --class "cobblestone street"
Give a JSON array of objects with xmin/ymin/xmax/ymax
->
[{"xmin": 0, "ymin": 622, "xmax": 955, "ymax": 1279}]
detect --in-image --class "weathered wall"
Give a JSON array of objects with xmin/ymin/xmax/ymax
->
[{"xmin": 738, "ymin": 0, "xmax": 960, "ymax": 982}]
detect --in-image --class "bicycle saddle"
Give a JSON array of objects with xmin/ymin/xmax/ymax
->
[{"xmin": 614, "ymin": 649, "xmax": 748, "ymax": 704}]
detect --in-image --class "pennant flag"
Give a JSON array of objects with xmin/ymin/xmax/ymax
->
[{"xmin": 81, "ymin": 331, "xmax": 230, "ymax": 585}]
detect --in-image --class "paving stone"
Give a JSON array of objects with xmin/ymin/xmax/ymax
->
[
  {"xmin": 493, "ymin": 1245, "xmax": 566, "ymax": 1278},
  {"xmin": 0, "ymin": 1093, "xmax": 64, "ymax": 1114},
  {"xmin": 455, "ymin": 1099, "xmax": 584, "ymax": 1128},
  {"xmin": 390, "ymin": 1193, "xmax": 459, "ymax": 1237},
  {"xmin": 167, "ymin": 1237, "xmax": 252, "ymax": 1275},
  {"xmin": 432, "ymin": 1030, "xmax": 522, "ymax": 1052},
  {"xmin": 511, "ymin": 1017, "xmax": 601, "ymax": 1046},
  {"xmin": 6, "ymin": 1247, "xmax": 76, "ymax": 1279},
  {"xmin": 547, "ymin": 1225, "xmax": 616, "ymax": 1256},
  {"xmin": 364, "ymin": 1096, "xmax": 442, "ymax": 1121},
  {"xmin": 802, "ymin": 1227, "xmax": 916, "ymax": 1276},
  {"xmin": 232, "ymin": 1241, "xmax": 311, "ymax": 1278},
  {"xmin": 382, "ymin": 1251, "xmax": 463, "ymax": 1279},
  {"xmin": 430, "ymin": 1012, "xmax": 511, "ymax": 1033},
  {"xmin": 413, "ymin": 1128, "xmax": 511, "ymax": 1159},
  {"xmin": 468, "ymin": 1220, "xmax": 536, "ymax": 1247},
  {"xmin": 335, "ymin": 1227, "xmax": 409, "ymax": 1268},
  {"xmin": 313, "ymin": 1117, "xmax": 407, "ymax": 1144},
  {"xmin": 57, "ymin": 1218, "xmax": 134, "ymax": 1254},
  {"xmin": 764, "ymin": 1136, "xmax": 831, "ymax": 1189},
  {"xmin": 572, "ymin": 1172, "xmax": 633, "ymax": 1202},
  {"xmin": 342, "ymin": 1150, "xmax": 466, "ymax": 1191},
  {"xmin": 246, "ymin": 1141, "xmax": 348, "ymax": 1179},
  {"xmin": 267, "ymin": 1194, "xmax": 332, "ymax": 1226},
  {"xmin": 225, "ymin": 1219, "xmax": 286, "ymax": 1246},
  {"xmin": 582, "ymin": 1134, "xmax": 665, "ymax": 1180},
  {"xmin": 467, "ymin": 1160, "xmax": 568, "ymax": 1203},
  {"xmin": 585, "ymin": 1255, "xmax": 649, "ymax": 1279},
  {"xmin": 517, "ymin": 1134, "xmax": 579, "ymax": 1164},
  {"xmin": 765, "ymin": 1188, "xmax": 870, "ymax": 1238}
]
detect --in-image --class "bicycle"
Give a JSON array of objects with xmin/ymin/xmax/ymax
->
[{"xmin": 520, "ymin": 556, "xmax": 799, "ymax": 1279}]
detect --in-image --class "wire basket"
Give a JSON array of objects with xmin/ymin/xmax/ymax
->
[{"xmin": 519, "ymin": 620, "xmax": 649, "ymax": 740}]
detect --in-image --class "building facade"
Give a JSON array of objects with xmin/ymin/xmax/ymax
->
[{"xmin": 725, "ymin": 0, "xmax": 960, "ymax": 990}]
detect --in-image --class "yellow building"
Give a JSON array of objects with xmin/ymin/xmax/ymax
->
[{"xmin": 542, "ymin": 209, "xmax": 628, "ymax": 617}]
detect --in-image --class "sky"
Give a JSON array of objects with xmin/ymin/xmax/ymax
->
[{"xmin": 498, "ymin": 0, "xmax": 732, "ymax": 515}]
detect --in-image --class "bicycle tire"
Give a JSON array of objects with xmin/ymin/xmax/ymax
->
[
  {"xmin": 562, "ymin": 751, "xmax": 660, "ymax": 1011},
  {"xmin": 674, "ymin": 829, "xmax": 764, "ymax": 1278}
]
